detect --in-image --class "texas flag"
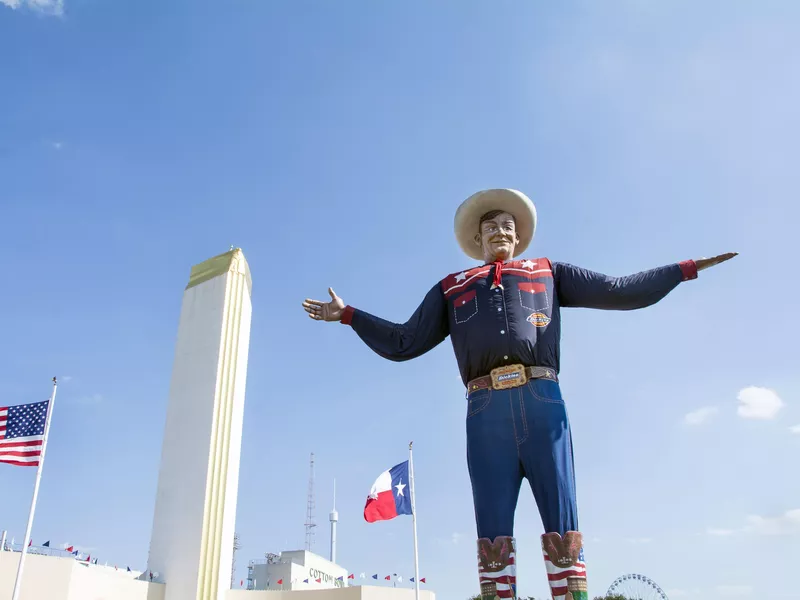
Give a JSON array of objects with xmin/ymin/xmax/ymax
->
[{"xmin": 364, "ymin": 461, "xmax": 412, "ymax": 523}]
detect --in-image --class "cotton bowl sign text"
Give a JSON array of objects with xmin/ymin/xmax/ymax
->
[{"xmin": 310, "ymin": 568, "xmax": 345, "ymax": 587}]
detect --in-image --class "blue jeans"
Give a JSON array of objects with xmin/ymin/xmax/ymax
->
[{"xmin": 466, "ymin": 378, "xmax": 578, "ymax": 539}]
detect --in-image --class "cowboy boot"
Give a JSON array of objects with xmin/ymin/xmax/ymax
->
[
  {"xmin": 477, "ymin": 536, "xmax": 517, "ymax": 600},
  {"xmin": 541, "ymin": 531, "xmax": 588, "ymax": 600}
]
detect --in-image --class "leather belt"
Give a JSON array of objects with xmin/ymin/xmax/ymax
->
[{"xmin": 467, "ymin": 364, "xmax": 558, "ymax": 393}]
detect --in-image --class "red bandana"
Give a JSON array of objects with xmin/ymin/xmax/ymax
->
[{"xmin": 492, "ymin": 260, "xmax": 504, "ymax": 289}]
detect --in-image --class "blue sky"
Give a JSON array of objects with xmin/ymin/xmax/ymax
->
[{"xmin": 1, "ymin": 1, "xmax": 798, "ymax": 598}]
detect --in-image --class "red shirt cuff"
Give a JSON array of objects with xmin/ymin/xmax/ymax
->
[
  {"xmin": 340, "ymin": 305, "xmax": 355, "ymax": 325},
  {"xmin": 679, "ymin": 260, "xmax": 698, "ymax": 281}
]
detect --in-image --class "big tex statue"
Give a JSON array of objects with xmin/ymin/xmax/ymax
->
[{"xmin": 303, "ymin": 189, "xmax": 735, "ymax": 600}]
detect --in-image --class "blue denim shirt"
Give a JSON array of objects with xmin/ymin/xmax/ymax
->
[{"xmin": 341, "ymin": 258, "xmax": 697, "ymax": 386}]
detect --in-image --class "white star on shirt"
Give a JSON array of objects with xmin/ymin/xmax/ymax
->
[
  {"xmin": 394, "ymin": 481, "xmax": 406, "ymax": 497},
  {"xmin": 455, "ymin": 271, "xmax": 467, "ymax": 282},
  {"xmin": 521, "ymin": 260, "xmax": 536, "ymax": 270}
]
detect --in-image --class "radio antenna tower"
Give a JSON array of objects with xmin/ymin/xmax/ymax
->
[
  {"xmin": 230, "ymin": 532, "xmax": 240, "ymax": 589},
  {"xmin": 329, "ymin": 479, "xmax": 338, "ymax": 563},
  {"xmin": 304, "ymin": 453, "xmax": 317, "ymax": 552}
]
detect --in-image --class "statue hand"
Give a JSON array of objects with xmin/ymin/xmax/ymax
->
[
  {"xmin": 695, "ymin": 252, "xmax": 738, "ymax": 272},
  {"xmin": 303, "ymin": 288, "xmax": 346, "ymax": 322}
]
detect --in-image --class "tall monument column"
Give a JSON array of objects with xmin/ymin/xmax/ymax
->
[{"xmin": 146, "ymin": 248, "xmax": 253, "ymax": 600}]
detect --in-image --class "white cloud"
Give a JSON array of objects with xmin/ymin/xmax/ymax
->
[
  {"xmin": 742, "ymin": 509, "xmax": 800, "ymax": 536},
  {"xmin": 708, "ymin": 509, "xmax": 800, "ymax": 537},
  {"xmin": 435, "ymin": 532, "xmax": 466, "ymax": 547},
  {"xmin": 665, "ymin": 591, "xmax": 691, "ymax": 598},
  {"xmin": 75, "ymin": 393, "xmax": 103, "ymax": 405},
  {"xmin": 625, "ymin": 537, "xmax": 652, "ymax": 544},
  {"xmin": 790, "ymin": 424, "xmax": 800, "ymax": 434},
  {"xmin": 1, "ymin": 0, "xmax": 63, "ymax": 16},
  {"xmin": 736, "ymin": 386, "xmax": 784, "ymax": 420},
  {"xmin": 715, "ymin": 585, "xmax": 753, "ymax": 596},
  {"xmin": 684, "ymin": 406, "xmax": 719, "ymax": 425}
]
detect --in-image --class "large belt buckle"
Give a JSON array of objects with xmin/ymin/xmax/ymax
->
[{"xmin": 490, "ymin": 364, "xmax": 527, "ymax": 390}]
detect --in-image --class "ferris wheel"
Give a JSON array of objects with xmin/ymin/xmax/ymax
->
[{"xmin": 606, "ymin": 573, "xmax": 668, "ymax": 599}]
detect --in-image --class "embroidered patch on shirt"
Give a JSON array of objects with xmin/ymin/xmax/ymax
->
[{"xmin": 526, "ymin": 312, "xmax": 551, "ymax": 327}]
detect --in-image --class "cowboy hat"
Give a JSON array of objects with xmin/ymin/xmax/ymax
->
[{"xmin": 454, "ymin": 189, "xmax": 537, "ymax": 260}]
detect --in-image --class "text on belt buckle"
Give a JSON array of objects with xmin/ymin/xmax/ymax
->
[{"xmin": 490, "ymin": 364, "xmax": 528, "ymax": 390}]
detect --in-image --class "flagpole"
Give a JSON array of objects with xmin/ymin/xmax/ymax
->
[
  {"xmin": 408, "ymin": 441, "xmax": 420, "ymax": 600},
  {"xmin": 11, "ymin": 377, "xmax": 58, "ymax": 600}
]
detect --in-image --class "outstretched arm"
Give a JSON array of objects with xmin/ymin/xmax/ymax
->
[
  {"xmin": 302, "ymin": 284, "xmax": 449, "ymax": 361},
  {"xmin": 554, "ymin": 253, "xmax": 736, "ymax": 310}
]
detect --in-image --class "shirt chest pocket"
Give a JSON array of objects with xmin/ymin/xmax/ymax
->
[
  {"xmin": 518, "ymin": 281, "xmax": 550, "ymax": 312},
  {"xmin": 453, "ymin": 289, "xmax": 478, "ymax": 324}
]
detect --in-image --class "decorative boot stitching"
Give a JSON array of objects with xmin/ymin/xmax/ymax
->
[
  {"xmin": 541, "ymin": 532, "xmax": 587, "ymax": 600},
  {"xmin": 477, "ymin": 536, "xmax": 517, "ymax": 600}
]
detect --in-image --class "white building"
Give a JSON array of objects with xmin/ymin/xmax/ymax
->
[
  {"xmin": 247, "ymin": 551, "xmax": 348, "ymax": 591},
  {"xmin": 0, "ymin": 550, "xmax": 436, "ymax": 600}
]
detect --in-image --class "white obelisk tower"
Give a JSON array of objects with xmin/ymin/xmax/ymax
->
[{"xmin": 146, "ymin": 248, "xmax": 253, "ymax": 600}]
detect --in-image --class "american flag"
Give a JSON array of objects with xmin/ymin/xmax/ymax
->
[{"xmin": 0, "ymin": 400, "xmax": 50, "ymax": 467}]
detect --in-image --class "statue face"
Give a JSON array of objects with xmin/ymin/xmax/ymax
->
[{"xmin": 474, "ymin": 211, "xmax": 519, "ymax": 263}]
